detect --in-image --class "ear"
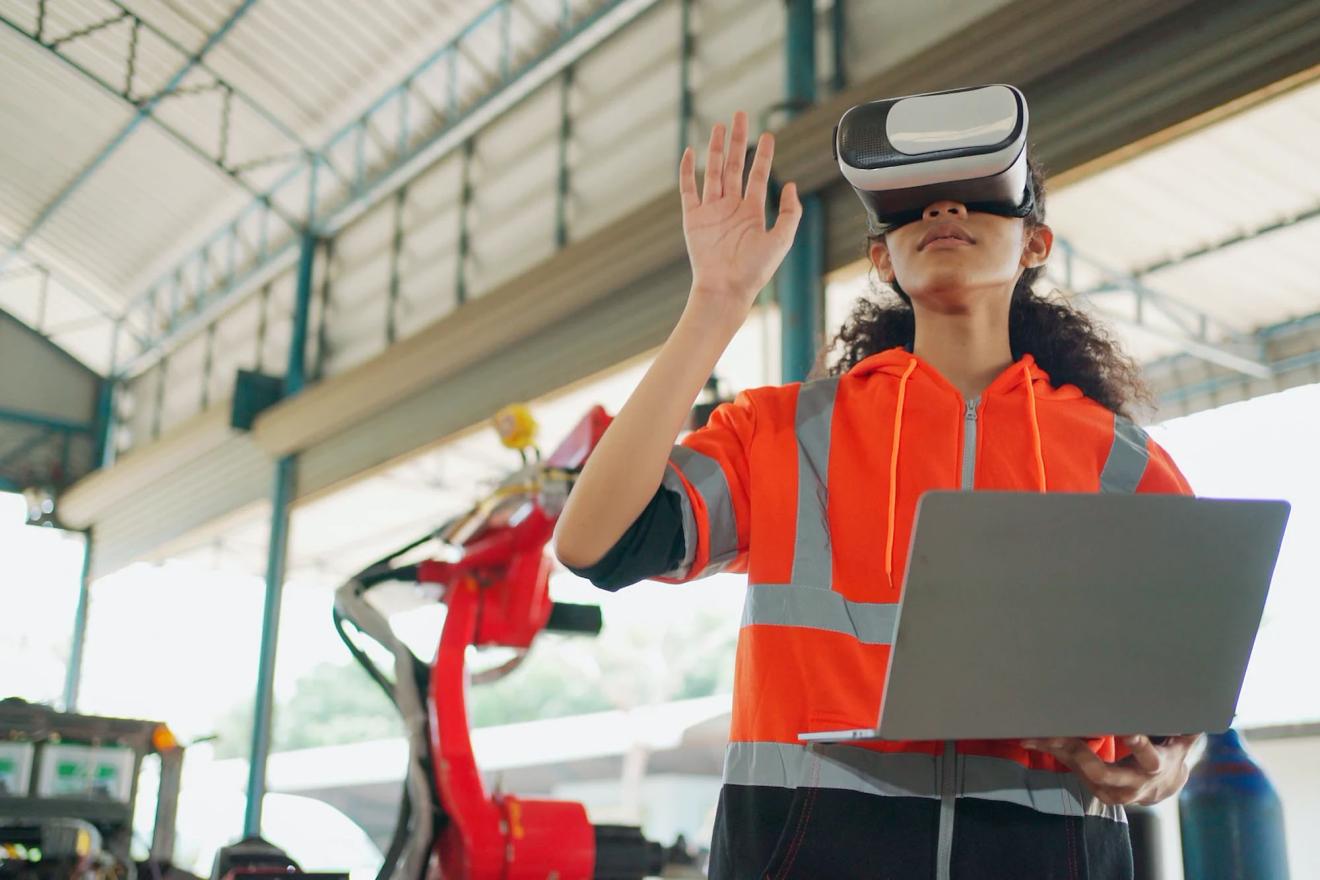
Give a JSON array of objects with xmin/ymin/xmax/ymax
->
[
  {"xmin": 869, "ymin": 238, "xmax": 896, "ymax": 283},
  {"xmin": 1022, "ymin": 222, "xmax": 1053, "ymax": 269}
]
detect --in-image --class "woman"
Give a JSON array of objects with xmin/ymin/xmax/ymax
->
[{"xmin": 555, "ymin": 110, "xmax": 1199, "ymax": 879}]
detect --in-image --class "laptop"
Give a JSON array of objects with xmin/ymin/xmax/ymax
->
[{"xmin": 798, "ymin": 491, "xmax": 1290, "ymax": 743}]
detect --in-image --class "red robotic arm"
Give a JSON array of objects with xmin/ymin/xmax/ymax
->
[{"xmin": 336, "ymin": 406, "xmax": 672, "ymax": 880}]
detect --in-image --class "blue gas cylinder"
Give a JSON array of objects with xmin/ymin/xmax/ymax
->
[{"xmin": 1179, "ymin": 729, "xmax": 1289, "ymax": 880}]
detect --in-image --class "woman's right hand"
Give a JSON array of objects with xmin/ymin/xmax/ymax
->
[{"xmin": 680, "ymin": 110, "xmax": 802, "ymax": 331}]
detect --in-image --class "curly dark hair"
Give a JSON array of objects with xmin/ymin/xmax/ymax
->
[{"xmin": 818, "ymin": 155, "xmax": 1151, "ymax": 419}]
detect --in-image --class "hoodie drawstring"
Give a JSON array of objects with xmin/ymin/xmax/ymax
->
[
  {"xmin": 884, "ymin": 356, "xmax": 1045, "ymax": 587},
  {"xmin": 885, "ymin": 358, "xmax": 918, "ymax": 587},
  {"xmin": 1023, "ymin": 361, "xmax": 1046, "ymax": 492}
]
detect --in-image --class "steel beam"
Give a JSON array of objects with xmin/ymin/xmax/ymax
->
[
  {"xmin": 0, "ymin": 249, "xmax": 132, "ymax": 334},
  {"xmin": 0, "ymin": 0, "xmax": 263, "ymax": 275},
  {"xmin": 678, "ymin": 0, "xmax": 693, "ymax": 162},
  {"xmin": 386, "ymin": 188, "xmax": 406, "ymax": 345},
  {"xmin": 0, "ymin": 8, "xmax": 304, "ymax": 217},
  {"xmin": 0, "ymin": 407, "xmax": 93, "ymax": 434},
  {"xmin": 556, "ymin": 65, "xmax": 573, "ymax": 249},
  {"xmin": 1051, "ymin": 237, "xmax": 1274, "ymax": 379},
  {"xmin": 1150, "ymin": 309, "xmax": 1320, "ymax": 411},
  {"xmin": 114, "ymin": 0, "xmax": 665, "ymax": 380},
  {"xmin": 95, "ymin": 381, "xmax": 116, "ymax": 469},
  {"xmin": 1131, "ymin": 199, "xmax": 1320, "ymax": 278},
  {"xmin": 831, "ymin": 0, "xmax": 847, "ymax": 93},
  {"xmin": 457, "ymin": 140, "xmax": 474, "ymax": 306}
]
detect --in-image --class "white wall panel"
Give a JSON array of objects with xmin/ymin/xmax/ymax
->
[
  {"xmin": 158, "ymin": 331, "xmax": 208, "ymax": 436},
  {"xmin": 298, "ymin": 258, "xmax": 693, "ymax": 501},
  {"xmin": 323, "ymin": 197, "xmax": 395, "ymax": 375},
  {"xmin": 122, "ymin": 367, "xmax": 159, "ymax": 451},
  {"xmin": 396, "ymin": 154, "xmax": 464, "ymax": 335},
  {"xmin": 571, "ymin": 0, "xmax": 681, "ymax": 241},
  {"xmin": 0, "ymin": 313, "xmax": 98, "ymax": 425},
  {"xmin": 841, "ymin": 0, "xmax": 1016, "ymax": 86},
  {"xmin": 467, "ymin": 79, "xmax": 562, "ymax": 298},
  {"xmin": 205, "ymin": 291, "xmax": 263, "ymax": 407},
  {"xmin": 87, "ymin": 431, "xmax": 271, "ymax": 579},
  {"xmin": 112, "ymin": 263, "xmax": 300, "ymax": 458},
  {"xmin": 692, "ymin": 0, "xmax": 784, "ymax": 130}
]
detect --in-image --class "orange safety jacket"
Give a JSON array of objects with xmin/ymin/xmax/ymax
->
[{"xmin": 655, "ymin": 346, "xmax": 1193, "ymax": 879}]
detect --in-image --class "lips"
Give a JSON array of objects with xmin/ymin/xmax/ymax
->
[{"xmin": 918, "ymin": 223, "xmax": 974, "ymax": 250}]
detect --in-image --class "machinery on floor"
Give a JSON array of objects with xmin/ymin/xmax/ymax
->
[{"xmin": 0, "ymin": 699, "xmax": 184, "ymax": 879}]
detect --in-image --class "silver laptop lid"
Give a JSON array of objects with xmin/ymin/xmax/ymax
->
[{"xmin": 873, "ymin": 492, "xmax": 1289, "ymax": 741}]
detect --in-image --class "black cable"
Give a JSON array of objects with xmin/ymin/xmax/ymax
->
[
  {"xmin": 339, "ymin": 520, "xmax": 468, "ymax": 880},
  {"xmin": 332, "ymin": 606, "xmax": 400, "ymax": 705},
  {"xmin": 358, "ymin": 563, "xmax": 419, "ymax": 588}
]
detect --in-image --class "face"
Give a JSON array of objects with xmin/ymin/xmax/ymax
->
[{"xmin": 869, "ymin": 200, "xmax": 1053, "ymax": 311}]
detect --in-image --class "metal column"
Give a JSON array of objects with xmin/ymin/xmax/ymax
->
[
  {"xmin": 678, "ymin": 0, "xmax": 694, "ymax": 162},
  {"xmin": 780, "ymin": 0, "xmax": 825, "ymax": 383},
  {"xmin": 243, "ymin": 229, "xmax": 316, "ymax": 836},
  {"xmin": 61, "ymin": 529, "xmax": 94, "ymax": 712},
  {"xmin": 96, "ymin": 321, "xmax": 119, "ymax": 469}
]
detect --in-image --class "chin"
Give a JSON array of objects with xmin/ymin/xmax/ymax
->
[
  {"xmin": 905, "ymin": 272, "xmax": 975, "ymax": 298},
  {"xmin": 902, "ymin": 274, "xmax": 998, "ymax": 314}
]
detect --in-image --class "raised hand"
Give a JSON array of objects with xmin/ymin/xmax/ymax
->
[{"xmin": 679, "ymin": 110, "xmax": 802, "ymax": 332}]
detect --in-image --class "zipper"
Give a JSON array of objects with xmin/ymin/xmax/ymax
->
[
  {"xmin": 938, "ymin": 396, "xmax": 979, "ymax": 880},
  {"xmin": 960, "ymin": 397, "xmax": 979, "ymax": 491}
]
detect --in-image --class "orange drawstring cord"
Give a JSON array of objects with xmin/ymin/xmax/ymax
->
[
  {"xmin": 886, "ymin": 358, "xmax": 918, "ymax": 586},
  {"xmin": 1024, "ymin": 362, "xmax": 1046, "ymax": 492}
]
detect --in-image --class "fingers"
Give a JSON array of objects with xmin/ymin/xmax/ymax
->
[
  {"xmin": 678, "ymin": 146, "xmax": 699, "ymax": 215},
  {"xmin": 1023, "ymin": 738, "xmax": 1150, "ymax": 804},
  {"xmin": 722, "ymin": 111, "xmax": 750, "ymax": 200},
  {"xmin": 772, "ymin": 181, "xmax": 802, "ymax": 246},
  {"xmin": 1123, "ymin": 735, "xmax": 1164, "ymax": 774},
  {"xmin": 745, "ymin": 131, "xmax": 775, "ymax": 211},
  {"xmin": 701, "ymin": 122, "xmax": 725, "ymax": 203}
]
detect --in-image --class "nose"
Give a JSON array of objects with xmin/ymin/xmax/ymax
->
[{"xmin": 923, "ymin": 200, "xmax": 968, "ymax": 220}]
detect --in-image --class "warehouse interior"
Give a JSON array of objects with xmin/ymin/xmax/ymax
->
[{"xmin": 3, "ymin": 0, "xmax": 1320, "ymax": 877}]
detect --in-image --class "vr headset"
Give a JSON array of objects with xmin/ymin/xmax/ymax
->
[{"xmin": 834, "ymin": 84, "xmax": 1034, "ymax": 233}]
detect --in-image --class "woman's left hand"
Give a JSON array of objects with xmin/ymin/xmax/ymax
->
[{"xmin": 1020, "ymin": 734, "xmax": 1201, "ymax": 805}]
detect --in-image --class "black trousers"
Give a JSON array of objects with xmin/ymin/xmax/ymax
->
[{"xmin": 709, "ymin": 783, "xmax": 1134, "ymax": 880}]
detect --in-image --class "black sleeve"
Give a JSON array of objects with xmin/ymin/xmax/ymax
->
[{"xmin": 562, "ymin": 484, "xmax": 687, "ymax": 591}]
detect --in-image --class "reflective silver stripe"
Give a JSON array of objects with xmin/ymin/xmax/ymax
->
[
  {"xmin": 1100, "ymin": 414, "xmax": 1150, "ymax": 494},
  {"xmin": 722, "ymin": 741, "xmax": 1126, "ymax": 823},
  {"xmin": 936, "ymin": 741, "xmax": 957, "ymax": 880},
  {"xmin": 664, "ymin": 445, "xmax": 739, "ymax": 577},
  {"xmin": 740, "ymin": 582, "xmax": 899, "ymax": 645},
  {"xmin": 790, "ymin": 378, "xmax": 839, "ymax": 588},
  {"xmin": 659, "ymin": 459, "xmax": 698, "ymax": 579}
]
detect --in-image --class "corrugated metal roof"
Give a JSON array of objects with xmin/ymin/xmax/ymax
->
[
  {"xmin": 1045, "ymin": 76, "xmax": 1320, "ymax": 361},
  {"xmin": 2, "ymin": 0, "xmax": 1317, "ymax": 383},
  {"xmin": 127, "ymin": 0, "xmax": 478, "ymax": 140},
  {"xmin": 0, "ymin": 0, "xmax": 577, "ymax": 372},
  {"xmin": 0, "ymin": 23, "xmax": 135, "ymax": 240}
]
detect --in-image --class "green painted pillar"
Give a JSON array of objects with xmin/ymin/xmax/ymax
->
[
  {"xmin": 780, "ymin": 0, "xmax": 825, "ymax": 383},
  {"xmin": 243, "ymin": 228, "xmax": 316, "ymax": 837},
  {"xmin": 61, "ymin": 529, "xmax": 93, "ymax": 712}
]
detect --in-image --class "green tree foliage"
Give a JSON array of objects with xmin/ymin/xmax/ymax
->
[
  {"xmin": 213, "ymin": 600, "xmax": 737, "ymax": 757},
  {"xmin": 213, "ymin": 661, "xmax": 401, "ymax": 759}
]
